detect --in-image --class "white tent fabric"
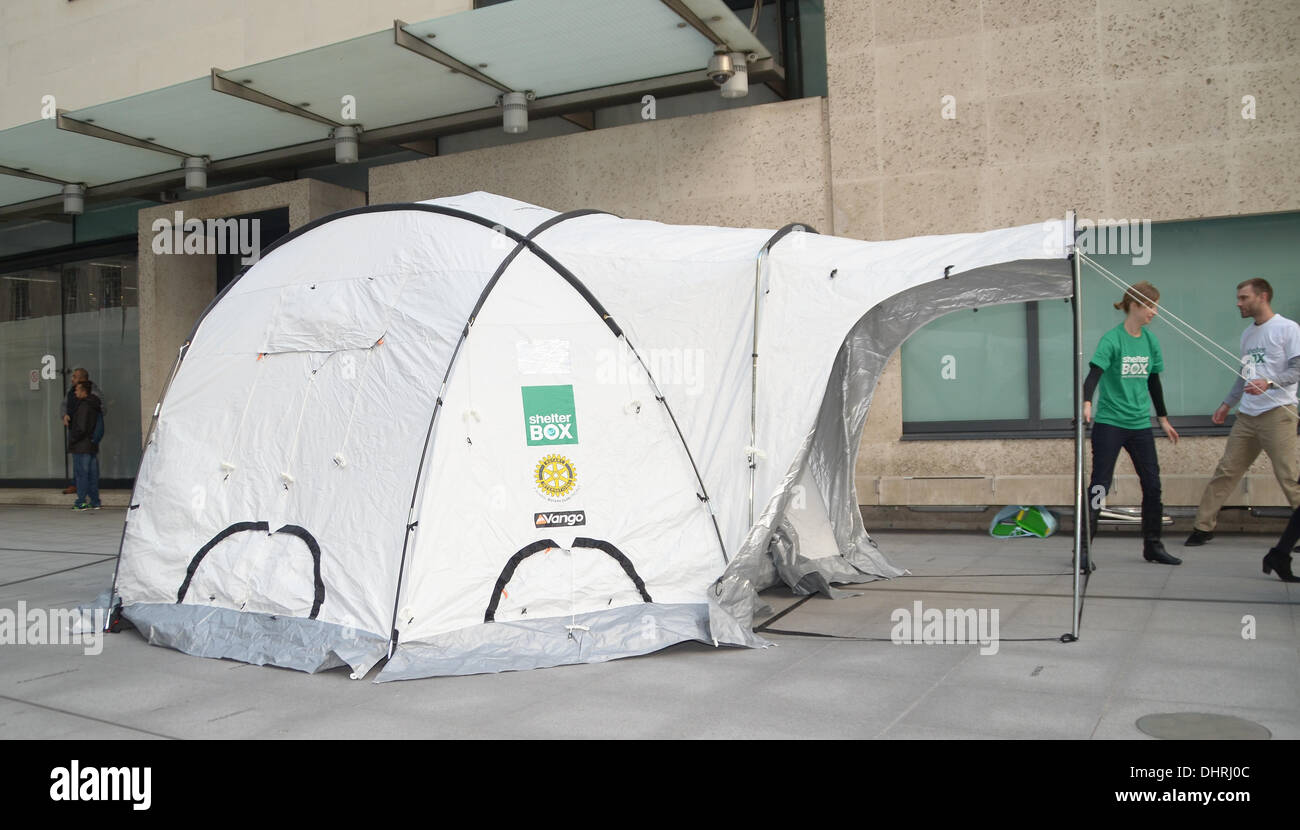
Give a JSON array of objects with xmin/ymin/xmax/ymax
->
[{"xmin": 112, "ymin": 192, "xmax": 1073, "ymax": 680}]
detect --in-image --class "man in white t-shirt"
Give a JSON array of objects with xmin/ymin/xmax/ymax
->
[{"xmin": 1186, "ymin": 278, "xmax": 1300, "ymax": 552}]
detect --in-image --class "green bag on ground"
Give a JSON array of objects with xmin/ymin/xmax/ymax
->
[{"xmin": 989, "ymin": 505, "xmax": 1058, "ymax": 538}]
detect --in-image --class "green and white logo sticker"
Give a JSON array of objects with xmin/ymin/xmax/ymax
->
[{"xmin": 522, "ymin": 385, "xmax": 578, "ymax": 446}]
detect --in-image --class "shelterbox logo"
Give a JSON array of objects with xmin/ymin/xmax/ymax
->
[{"xmin": 522, "ymin": 385, "xmax": 578, "ymax": 446}]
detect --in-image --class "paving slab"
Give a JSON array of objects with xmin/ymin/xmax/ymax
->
[{"xmin": 1, "ymin": 507, "xmax": 1296, "ymax": 740}]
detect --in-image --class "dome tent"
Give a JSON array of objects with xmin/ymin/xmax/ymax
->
[{"xmin": 110, "ymin": 192, "xmax": 1074, "ymax": 680}]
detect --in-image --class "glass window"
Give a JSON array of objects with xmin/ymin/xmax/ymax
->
[
  {"xmin": 1, "ymin": 266, "xmax": 67, "ymax": 480},
  {"xmin": 1056, "ymin": 214, "xmax": 1300, "ymax": 421},
  {"xmin": 902, "ymin": 303, "xmax": 1030, "ymax": 423},
  {"xmin": 901, "ymin": 211, "xmax": 1300, "ymax": 437},
  {"xmin": 1038, "ymin": 297, "xmax": 1079, "ymax": 421},
  {"xmin": 0, "ymin": 250, "xmax": 140, "ymax": 483},
  {"xmin": 62, "ymin": 257, "xmax": 141, "ymax": 481}
]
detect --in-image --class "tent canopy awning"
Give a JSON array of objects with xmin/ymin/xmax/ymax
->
[{"xmin": 0, "ymin": 0, "xmax": 776, "ymax": 216}]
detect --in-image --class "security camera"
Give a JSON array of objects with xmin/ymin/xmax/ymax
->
[{"xmin": 707, "ymin": 51, "xmax": 734, "ymax": 86}]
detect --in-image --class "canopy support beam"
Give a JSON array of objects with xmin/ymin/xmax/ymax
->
[
  {"xmin": 56, "ymin": 111, "xmax": 192, "ymax": 158},
  {"xmin": 393, "ymin": 20, "xmax": 512, "ymax": 93},
  {"xmin": 0, "ymin": 164, "xmax": 70, "ymax": 185},
  {"xmin": 210, "ymin": 68, "xmax": 343, "ymax": 129}
]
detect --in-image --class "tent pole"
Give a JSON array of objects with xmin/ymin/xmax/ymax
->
[
  {"xmin": 1070, "ymin": 212, "xmax": 1083, "ymax": 640},
  {"xmin": 750, "ymin": 246, "xmax": 768, "ymax": 529},
  {"xmin": 748, "ymin": 224, "xmax": 819, "ymax": 531}
]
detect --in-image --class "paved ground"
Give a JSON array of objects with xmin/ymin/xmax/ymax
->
[{"xmin": 1, "ymin": 504, "xmax": 1296, "ymax": 739}]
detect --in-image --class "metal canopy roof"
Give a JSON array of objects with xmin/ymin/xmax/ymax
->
[
  {"xmin": 0, "ymin": 0, "xmax": 776, "ymax": 218},
  {"xmin": 0, "ymin": 120, "xmax": 181, "ymax": 187},
  {"xmin": 0, "ymin": 174, "xmax": 64, "ymax": 206},
  {"xmin": 402, "ymin": 0, "xmax": 717, "ymax": 96},
  {"xmin": 230, "ymin": 30, "xmax": 499, "ymax": 131},
  {"xmin": 67, "ymin": 78, "xmax": 333, "ymax": 161}
]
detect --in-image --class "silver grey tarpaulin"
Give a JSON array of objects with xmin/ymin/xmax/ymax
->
[
  {"xmin": 124, "ymin": 602, "xmax": 390, "ymax": 676},
  {"xmin": 378, "ymin": 602, "xmax": 711, "ymax": 681}
]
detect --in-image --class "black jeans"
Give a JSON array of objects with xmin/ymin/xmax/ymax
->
[
  {"xmin": 1088, "ymin": 421, "xmax": 1163, "ymax": 541},
  {"xmin": 1272, "ymin": 505, "xmax": 1300, "ymax": 554}
]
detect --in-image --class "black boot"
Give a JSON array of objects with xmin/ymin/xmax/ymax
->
[
  {"xmin": 1076, "ymin": 549, "xmax": 1095, "ymax": 573},
  {"xmin": 1262, "ymin": 548, "xmax": 1300, "ymax": 583},
  {"xmin": 1075, "ymin": 526, "xmax": 1095, "ymax": 573},
  {"xmin": 1143, "ymin": 539, "xmax": 1181, "ymax": 565}
]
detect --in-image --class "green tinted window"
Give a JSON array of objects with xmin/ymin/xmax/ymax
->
[
  {"xmin": 902, "ymin": 212, "xmax": 1300, "ymax": 433},
  {"xmin": 901, "ymin": 303, "xmax": 1029, "ymax": 422}
]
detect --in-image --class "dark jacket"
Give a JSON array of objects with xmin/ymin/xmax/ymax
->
[
  {"xmin": 69, "ymin": 394, "xmax": 102, "ymax": 455},
  {"xmin": 63, "ymin": 381, "xmax": 103, "ymax": 419}
]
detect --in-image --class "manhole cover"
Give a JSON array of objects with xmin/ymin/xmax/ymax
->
[{"xmin": 1136, "ymin": 712, "xmax": 1271, "ymax": 740}]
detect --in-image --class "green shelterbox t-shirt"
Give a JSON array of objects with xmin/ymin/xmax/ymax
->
[{"xmin": 1091, "ymin": 323, "xmax": 1164, "ymax": 430}]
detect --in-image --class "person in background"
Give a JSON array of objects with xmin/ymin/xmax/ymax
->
[
  {"xmin": 68, "ymin": 381, "xmax": 103, "ymax": 511},
  {"xmin": 1080, "ymin": 281, "xmax": 1181, "ymax": 571},
  {"xmin": 1262, "ymin": 504, "xmax": 1300, "ymax": 582},
  {"xmin": 60, "ymin": 368, "xmax": 104, "ymax": 494},
  {"xmin": 1185, "ymin": 278, "xmax": 1300, "ymax": 547}
]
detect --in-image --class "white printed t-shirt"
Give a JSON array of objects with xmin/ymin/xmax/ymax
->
[{"xmin": 1238, "ymin": 313, "xmax": 1300, "ymax": 416}]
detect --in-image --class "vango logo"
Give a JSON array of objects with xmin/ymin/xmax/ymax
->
[{"xmin": 534, "ymin": 511, "xmax": 586, "ymax": 527}]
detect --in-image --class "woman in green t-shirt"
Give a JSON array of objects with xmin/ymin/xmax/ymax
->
[{"xmin": 1080, "ymin": 281, "xmax": 1181, "ymax": 570}]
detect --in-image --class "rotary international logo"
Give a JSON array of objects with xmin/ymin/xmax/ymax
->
[{"xmin": 534, "ymin": 453, "xmax": 578, "ymax": 501}]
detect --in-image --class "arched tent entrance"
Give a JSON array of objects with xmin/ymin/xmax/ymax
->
[{"xmin": 709, "ymin": 255, "xmax": 1078, "ymax": 646}]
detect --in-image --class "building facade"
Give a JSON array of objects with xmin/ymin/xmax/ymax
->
[{"xmin": 2, "ymin": 0, "xmax": 1297, "ymax": 518}]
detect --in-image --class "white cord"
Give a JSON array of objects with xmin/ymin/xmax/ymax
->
[
  {"xmin": 1079, "ymin": 254, "xmax": 1239, "ymax": 362},
  {"xmin": 1079, "ymin": 255, "xmax": 1299, "ymax": 421},
  {"xmin": 283, "ymin": 358, "xmax": 321, "ymax": 481},
  {"xmin": 1085, "ymin": 258, "xmax": 1247, "ymax": 380}
]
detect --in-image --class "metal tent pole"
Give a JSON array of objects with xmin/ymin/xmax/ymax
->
[
  {"xmin": 747, "ymin": 223, "xmax": 819, "ymax": 529},
  {"xmin": 749, "ymin": 246, "xmax": 768, "ymax": 529},
  {"xmin": 1070, "ymin": 212, "xmax": 1083, "ymax": 640}
]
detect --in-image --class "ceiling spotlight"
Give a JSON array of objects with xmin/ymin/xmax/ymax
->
[
  {"xmin": 183, "ymin": 156, "xmax": 209, "ymax": 191},
  {"xmin": 707, "ymin": 50, "xmax": 734, "ymax": 86},
  {"xmin": 62, "ymin": 183, "xmax": 85, "ymax": 215},
  {"xmin": 501, "ymin": 91, "xmax": 530, "ymax": 134},
  {"xmin": 333, "ymin": 125, "xmax": 360, "ymax": 163},
  {"xmin": 721, "ymin": 52, "xmax": 750, "ymax": 98}
]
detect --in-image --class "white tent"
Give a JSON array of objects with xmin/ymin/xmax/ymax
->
[{"xmin": 111, "ymin": 192, "xmax": 1074, "ymax": 680}]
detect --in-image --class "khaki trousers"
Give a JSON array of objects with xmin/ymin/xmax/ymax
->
[{"xmin": 1194, "ymin": 405, "xmax": 1300, "ymax": 531}]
